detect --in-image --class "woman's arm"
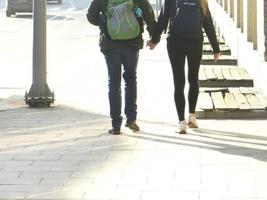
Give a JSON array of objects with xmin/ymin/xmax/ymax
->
[
  {"xmin": 203, "ymin": 6, "xmax": 220, "ymax": 53},
  {"xmin": 150, "ymin": 0, "xmax": 173, "ymax": 44}
]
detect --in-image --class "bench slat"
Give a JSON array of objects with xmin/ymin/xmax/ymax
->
[
  {"xmin": 224, "ymin": 93, "xmax": 239, "ymax": 110},
  {"xmin": 245, "ymin": 93, "xmax": 265, "ymax": 110},
  {"xmin": 230, "ymin": 68, "xmax": 243, "ymax": 80},
  {"xmin": 197, "ymin": 92, "xmax": 213, "ymax": 110},
  {"xmin": 232, "ymin": 92, "xmax": 252, "ymax": 110},
  {"xmin": 211, "ymin": 92, "xmax": 228, "ymax": 110}
]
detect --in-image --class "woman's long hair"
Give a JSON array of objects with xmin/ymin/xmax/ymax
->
[{"xmin": 199, "ymin": 0, "xmax": 208, "ymax": 15}]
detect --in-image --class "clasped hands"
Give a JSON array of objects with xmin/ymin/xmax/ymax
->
[{"xmin": 146, "ymin": 40, "xmax": 157, "ymax": 50}]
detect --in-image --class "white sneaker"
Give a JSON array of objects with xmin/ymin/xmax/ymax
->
[
  {"xmin": 188, "ymin": 113, "xmax": 198, "ymax": 128},
  {"xmin": 177, "ymin": 120, "xmax": 187, "ymax": 134}
]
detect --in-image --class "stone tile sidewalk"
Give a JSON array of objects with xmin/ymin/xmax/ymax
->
[
  {"xmin": 1, "ymin": 100, "xmax": 267, "ymax": 199},
  {"xmin": 1, "ymin": 5, "xmax": 267, "ymax": 199}
]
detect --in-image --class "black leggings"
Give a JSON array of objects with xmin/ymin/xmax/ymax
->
[{"xmin": 167, "ymin": 37, "xmax": 203, "ymax": 121}]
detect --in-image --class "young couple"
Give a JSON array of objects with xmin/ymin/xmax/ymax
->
[{"xmin": 87, "ymin": 0, "xmax": 221, "ymax": 135}]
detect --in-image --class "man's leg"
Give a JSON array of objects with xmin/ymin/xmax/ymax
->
[
  {"xmin": 102, "ymin": 49, "xmax": 123, "ymax": 133},
  {"xmin": 122, "ymin": 47, "xmax": 140, "ymax": 131}
]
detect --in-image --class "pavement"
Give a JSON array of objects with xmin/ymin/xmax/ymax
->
[{"xmin": 1, "ymin": 1, "xmax": 267, "ymax": 200}]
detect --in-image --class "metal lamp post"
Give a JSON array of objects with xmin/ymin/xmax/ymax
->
[{"xmin": 25, "ymin": 0, "xmax": 54, "ymax": 107}]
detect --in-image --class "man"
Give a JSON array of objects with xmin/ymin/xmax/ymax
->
[{"xmin": 87, "ymin": 0, "xmax": 157, "ymax": 134}]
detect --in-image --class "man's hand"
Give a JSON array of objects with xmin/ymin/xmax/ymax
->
[{"xmin": 146, "ymin": 40, "xmax": 157, "ymax": 50}]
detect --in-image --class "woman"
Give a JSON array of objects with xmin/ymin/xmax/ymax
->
[{"xmin": 148, "ymin": 0, "xmax": 221, "ymax": 134}]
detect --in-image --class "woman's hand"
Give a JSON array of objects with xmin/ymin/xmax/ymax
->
[{"xmin": 214, "ymin": 52, "xmax": 221, "ymax": 62}]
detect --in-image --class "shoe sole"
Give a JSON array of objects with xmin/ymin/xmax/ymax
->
[
  {"xmin": 108, "ymin": 130, "xmax": 121, "ymax": 135},
  {"xmin": 188, "ymin": 122, "xmax": 198, "ymax": 128},
  {"xmin": 125, "ymin": 125, "xmax": 140, "ymax": 132},
  {"xmin": 175, "ymin": 130, "xmax": 187, "ymax": 134},
  {"xmin": 179, "ymin": 130, "xmax": 187, "ymax": 134}
]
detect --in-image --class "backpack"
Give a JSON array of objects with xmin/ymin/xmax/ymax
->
[
  {"xmin": 106, "ymin": 0, "xmax": 141, "ymax": 40},
  {"xmin": 170, "ymin": 0, "xmax": 202, "ymax": 38}
]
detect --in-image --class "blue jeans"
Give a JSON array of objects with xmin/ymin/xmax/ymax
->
[{"xmin": 102, "ymin": 47, "xmax": 139, "ymax": 129}]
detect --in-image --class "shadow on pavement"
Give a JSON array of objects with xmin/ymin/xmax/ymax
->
[
  {"xmin": 125, "ymin": 126, "xmax": 267, "ymax": 163},
  {"xmin": 1, "ymin": 94, "xmax": 267, "ymax": 199}
]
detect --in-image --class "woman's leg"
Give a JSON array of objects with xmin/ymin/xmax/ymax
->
[
  {"xmin": 167, "ymin": 39, "xmax": 186, "ymax": 121},
  {"xmin": 187, "ymin": 40, "xmax": 203, "ymax": 114}
]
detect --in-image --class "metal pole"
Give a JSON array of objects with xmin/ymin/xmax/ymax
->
[{"xmin": 25, "ymin": 0, "xmax": 54, "ymax": 107}]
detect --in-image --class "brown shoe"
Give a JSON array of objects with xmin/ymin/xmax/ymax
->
[
  {"xmin": 108, "ymin": 128, "xmax": 121, "ymax": 135},
  {"xmin": 125, "ymin": 121, "xmax": 140, "ymax": 132}
]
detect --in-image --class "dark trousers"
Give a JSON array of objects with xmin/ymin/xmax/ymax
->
[
  {"xmin": 167, "ymin": 37, "xmax": 203, "ymax": 121},
  {"xmin": 102, "ymin": 47, "xmax": 139, "ymax": 129}
]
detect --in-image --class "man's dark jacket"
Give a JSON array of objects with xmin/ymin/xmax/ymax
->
[{"xmin": 86, "ymin": 0, "xmax": 157, "ymax": 50}]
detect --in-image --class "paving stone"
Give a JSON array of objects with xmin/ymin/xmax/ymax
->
[
  {"xmin": 0, "ymin": 192, "xmax": 28, "ymax": 200},
  {"xmin": 26, "ymin": 191, "xmax": 85, "ymax": 200}
]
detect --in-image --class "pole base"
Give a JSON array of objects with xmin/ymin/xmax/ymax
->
[{"xmin": 25, "ymin": 91, "xmax": 55, "ymax": 108}]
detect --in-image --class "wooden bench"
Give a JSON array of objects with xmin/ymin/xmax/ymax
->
[
  {"xmin": 199, "ymin": 65, "xmax": 253, "ymax": 87},
  {"xmin": 199, "ymin": 35, "xmax": 267, "ymax": 119},
  {"xmin": 196, "ymin": 87, "xmax": 267, "ymax": 119}
]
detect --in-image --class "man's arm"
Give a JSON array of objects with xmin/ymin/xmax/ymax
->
[
  {"xmin": 86, "ymin": 0, "xmax": 101, "ymax": 26},
  {"xmin": 140, "ymin": 0, "xmax": 157, "ymax": 36}
]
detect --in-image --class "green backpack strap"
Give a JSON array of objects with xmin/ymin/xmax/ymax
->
[{"xmin": 133, "ymin": 0, "xmax": 144, "ymax": 33}]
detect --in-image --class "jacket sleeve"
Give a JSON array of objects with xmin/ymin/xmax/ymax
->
[
  {"xmin": 86, "ymin": 0, "xmax": 101, "ymax": 26},
  {"xmin": 150, "ymin": 0, "xmax": 172, "ymax": 44},
  {"xmin": 203, "ymin": 7, "xmax": 220, "ymax": 53},
  {"xmin": 140, "ymin": 0, "xmax": 157, "ymax": 37}
]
